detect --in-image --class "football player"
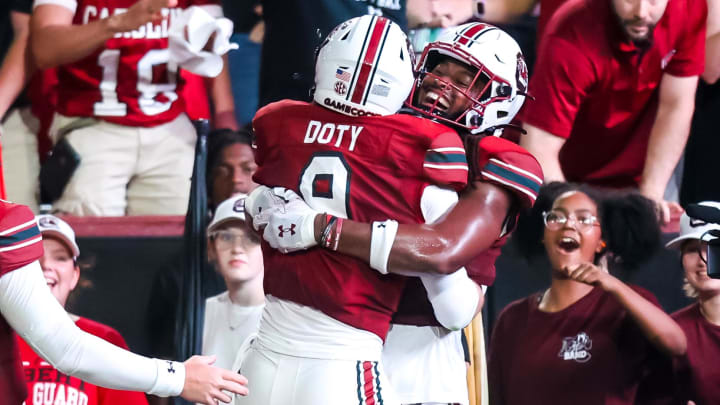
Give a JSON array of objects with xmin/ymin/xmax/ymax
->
[
  {"xmin": 0, "ymin": 201, "xmax": 248, "ymax": 404},
  {"xmin": 234, "ymin": 15, "xmax": 474, "ymax": 405},
  {"xmin": 248, "ymin": 22, "xmax": 543, "ymax": 405}
]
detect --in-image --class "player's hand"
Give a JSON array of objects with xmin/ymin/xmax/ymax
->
[
  {"xmin": 245, "ymin": 185, "xmax": 301, "ymax": 231},
  {"xmin": 564, "ymin": 262, "xmax": 617, "ymax": 291},
  {"xmin": 262, "ymin": 199, "xmax": 319, "ymax": 254},
  {"xmin": 245, "ymin": 185, "xmax": 319, "ymax": 253},
  {"xmin": 181, "ymin": 355, "xmax": 248, "ymax": 404},
  {"xmin": 110, "ymin": 0, "xmax": 177, "ymax": 33}
]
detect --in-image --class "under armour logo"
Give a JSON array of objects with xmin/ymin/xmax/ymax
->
[
  {"xmin": 167, "ymin": 361, "xmax": 175, "ymax": 374},
  {"xmin": 278, "ymin": 224, "xmax": 296, "ymax": 237},
  {"xmin": 377, "ymin": 223, "xmax": 386, "ymax": 228}
]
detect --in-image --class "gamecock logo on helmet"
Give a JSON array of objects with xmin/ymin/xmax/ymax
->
[{"xmin": 516, "ymin": 52, "xmax": 528, "ymax": 94}]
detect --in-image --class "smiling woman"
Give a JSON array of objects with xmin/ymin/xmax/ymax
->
[
  {"xmin": 487, "ymin": 182, "xmax": 687, "ymax": 405},
  {"xmin": 17, "ymin": 215, "xmax": 150, "ymax": 405}
]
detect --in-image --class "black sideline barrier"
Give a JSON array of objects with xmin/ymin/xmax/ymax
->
[{"xmin": 64, "ymin": 217, "xmax": 692, "ymax": 357}]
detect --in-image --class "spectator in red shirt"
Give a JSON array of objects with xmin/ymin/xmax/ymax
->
[
  {"xmin": 18, "ymin": 214, "xmax": 150, "ymax": 405},
  {"xmin": 489, "ymin": 182, "xmax": 686, "ymax": 405},
  {"xmin": 665, "ymin": 202, "xmax": 720, "ymax": 404},
  {"xmin": 520, "ymin": 0, "xmax": 707, "ymax": 224}
]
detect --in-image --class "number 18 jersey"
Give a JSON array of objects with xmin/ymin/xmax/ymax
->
[
  {"xmin": 253, "ymin": 100, "xmax": 469, "ymax": 340},
  {"xmin": 35, "ymin": 0, "xmax": 221, "ymax": 127}
]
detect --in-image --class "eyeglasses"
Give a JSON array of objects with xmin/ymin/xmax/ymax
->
[
  {"xmin": 209, "ymin": 230, "xmax": 260, "ymax": 251},
  {"xmin": 682, "ymin": 239, "xmax": 710, "ymax": 264},
  {"xmin": 543, "ymin": 210, "xmax": 600, "ymax": 232}
]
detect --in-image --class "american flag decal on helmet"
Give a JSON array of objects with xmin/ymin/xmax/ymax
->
[{"xmin": 347, "ymin": 16, "xmax": 391, "ymax": 106}]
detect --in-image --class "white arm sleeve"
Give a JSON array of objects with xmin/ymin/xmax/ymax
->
[
  {"xmin": 417, "ymin": 185, "xmax": 484, "ymax": 331},
  {"xmin": 0, "ymin": 261, "xmax": 185, "ymax": 397}
]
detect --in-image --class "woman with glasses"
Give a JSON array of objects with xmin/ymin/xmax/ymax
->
[
  {"xmin": 487, "ymin": 182, "xmax": 686, "ymax": 405},
  {"xmin": 203, "ymin": 195, "xmax": 265, "ymax": 372},
  {"xmin": 665, "ymin": 201, "xmax": 720, "ymax": 404}
]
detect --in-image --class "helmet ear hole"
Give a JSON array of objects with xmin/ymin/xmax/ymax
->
[
  {"xmin": 497, "ymin": 84, "xmax": 512, "ymax": 97},
  {"xmin": 469, "ymin": 114, "xmax": 483, "ymax": 127}
]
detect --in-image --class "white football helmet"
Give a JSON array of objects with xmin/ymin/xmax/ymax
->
[
  {"xmin": 313, "ymin": 15, "xmax": 415, "ymax": 117},
  {"xmin": 407, "ymin": 23, "xmax": 529, "ymax": 134}
]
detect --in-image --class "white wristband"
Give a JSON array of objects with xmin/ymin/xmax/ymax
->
[
  {"xmin": 149, "ymin": 359, "xmax": 185, "ymax": 397},
  {"xmin": 369, "ymin": 220, "xmax": 398, "ymax": 274}
]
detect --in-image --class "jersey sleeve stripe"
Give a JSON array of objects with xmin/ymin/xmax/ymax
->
[
  {"xmin": 481, "ymin": 171, "xmax": 538, "ymax": 202},
  {"xmin": 488, "ymin": 158, "xmax": 543, "ymax": 184},
  {"xmin": 484, "ymin": 161, "xmax": 541, "ymax": 195},
  {"xmin": 429, "ymin": 147, "xmax": 466, "ymax": 153},
  {"xmin": 0, "ymin": 226, "xmax": 40, "ymax": 248},
  {"xmin": 0, "ymin": 236, "xmax": 42, "ymax": 253},
  {"xmin": 0, "ymin": 218, "xmax": 36, "ymax": 236},
  {"xmin": 424, "ymin": 163, "xmax": 469, "ymax": 171},
  {"xmin": 425, "ymin": 152, "xmax": 468, "ymax": 164}
]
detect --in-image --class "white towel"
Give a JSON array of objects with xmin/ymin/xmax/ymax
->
[{"xmin": 168, "ymin": 6, "xmax": 238, "ymax": 77}]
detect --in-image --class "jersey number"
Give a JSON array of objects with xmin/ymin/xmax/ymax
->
[
  {"xmin": 94, "ymin": 49, "xmax": 179, "ymax": 117},
  {"xmin": 299, "ymin": 153, "xmax": 352, "ymax": 218}
]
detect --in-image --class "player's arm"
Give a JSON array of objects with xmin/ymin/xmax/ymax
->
[
  {"xmin": 411, "ymin": 185, "xmax": 485, "ymax": 330},
  {"xmin": 31, "ymin": 0, "xmax": 177, "ymax": 69},
  {"xmin": 0, "ymin": 261, "xmax": 248, "ymax": 404},
  {"xmin": 0, "ymin": 10, "xmax": 32, "ymax": 120},
  {"xmin": 638, "ymin": 73, "xmax": 699, "ymax": 223},
  {"xmin": 246, "ymin": 180, "xmax": 511, "ymax": 275},
  {"xmin": 419, "ymin": 268, "xmax": 485, "ymax": 330},
  {"xmin": 319, "ymin": 180, "xmax": 514, "ymax": 275}
]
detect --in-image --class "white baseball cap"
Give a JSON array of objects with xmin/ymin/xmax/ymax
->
[
  {"xmin": 666, "ymin": 201, "xmax": 720, "ymax": 250},
  {"xmin": 36, "ymin": 214, "xmax": 80, "ymax": 258},
  {"xmin": 208, "ymin": 194, "xmax": 248, "ymax": 233}
]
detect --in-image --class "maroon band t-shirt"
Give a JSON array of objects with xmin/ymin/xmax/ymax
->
[{"xmin": 489, "ymin": 285, "xmax": 664, "ymax": 405}]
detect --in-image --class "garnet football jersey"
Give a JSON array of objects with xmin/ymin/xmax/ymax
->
[
  {"xmin": 17, "ymin": 317, "xmax": 149, "ymax": 405},
  {"xmin": 393, "ymin": 135, "xmax": 543, "ymax": 327},
  {"xmin": 0, "ymin": 201, "xmax": 44, "ymax": 404},
  {"xmin": 253, "ymin": 100, "xmax": 468, "ymax": 339},
  {"xmin": 36, "ymin": 0, "xmax": 221, "ymax": 127}
]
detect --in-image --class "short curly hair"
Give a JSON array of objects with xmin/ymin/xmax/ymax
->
[{"xmin": 513, "ymin": 182, "xmax": 661, "ymax": 270}]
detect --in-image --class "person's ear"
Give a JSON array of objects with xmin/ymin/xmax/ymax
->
[
  {"xmin": 596, "ymin": 240, "xmax": 607, "ymax": 254},
  {"xmin": 69, "ymin": 265, "xmax": 81, "ymax": 291}
]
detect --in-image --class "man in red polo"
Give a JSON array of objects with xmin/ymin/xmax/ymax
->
[{"xmin": 520, "ymin": 0, "xmax": 706, "ymax": 223}]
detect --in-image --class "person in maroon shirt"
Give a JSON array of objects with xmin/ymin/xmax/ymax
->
[
  {"xmin": 665, "ymin": 201, "xmax": 720, "ymax": 405},
  {"xmin": 488, "ymin": 182, "xmax": 686, "ymax": 405},
  {"xmin": 520, "ymin": 0, "xmax": 707, "ymax": 224}
]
